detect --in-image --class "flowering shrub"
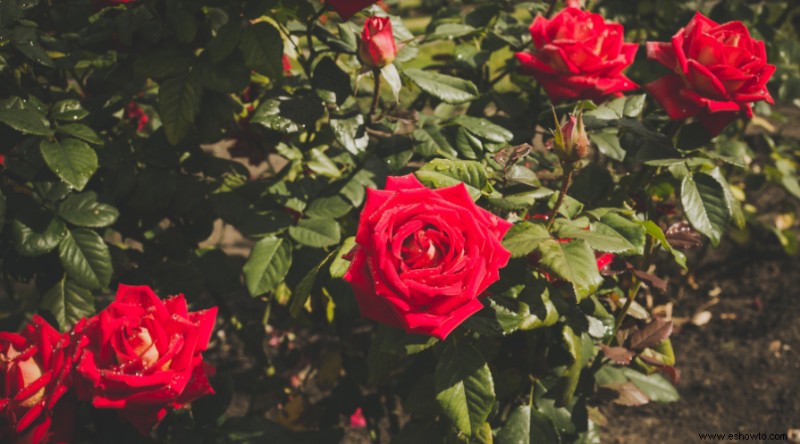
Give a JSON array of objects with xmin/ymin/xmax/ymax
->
[{"xmin": 0, "ymin": 0, "xmax": 797, "ymax": 442}]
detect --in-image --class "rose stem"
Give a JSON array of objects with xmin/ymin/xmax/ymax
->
[
  {"xmin": 369, "ymin": 69, "xmax": 382, "ymax": 122},
  {"xmin": 546, "ymin": 162, "xmax": 575, "ymax": 231}
]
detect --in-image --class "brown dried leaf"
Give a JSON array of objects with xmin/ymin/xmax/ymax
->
[
  {"xmin": 665, "ymin": 221, "xmax": 703, "ymax": 250},
  {"xmin": 629, "ymin": 317, "xmax": 673, "ymax": 351},
  {"xmin": 600, "ymin": 345, "xmax": 635, "ymax": 365},
  {"xmin": 605, "ymin": 382, "xmax": 650, "ymax": 406},
  {"xmin": 632, "ymin": 269, "xmax": 668, "ymax": 291}
]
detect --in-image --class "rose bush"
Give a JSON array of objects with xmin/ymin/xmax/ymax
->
[
  {"xmin": 0, "ymin": 316, "xmax": 75, "ymax": 444},
  {"xmin": 515, "ymin": 3, "xmax": 639, "ymax": 102},
  {"xmin": 73, "ymin": 285, "xmax": 217, "ymax": 435},
  {"xmin": 0, "ymin": 0, "xmax": 796, "ymax": 442},
  {"xmin": 645, "ymin": 12, "xmax": 776, "ymax": 134},
  {"xmin": 344, "ymin": 175, "xmax": 511, "ymax": 339}
]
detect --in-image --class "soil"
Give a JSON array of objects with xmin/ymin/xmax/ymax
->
[{"xmin": 601, "ymin": 235, "xmax": 800, "ymax": 443}]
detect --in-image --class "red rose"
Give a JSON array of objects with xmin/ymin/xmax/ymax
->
[
  {"xmin": 73, "ymin": 285, "xmax": 217, "ymax": 435},
  {"xmin": 645, "ymin": 12, "xmax": 775, "ymax": 135},
  {"xmin": 358, "ymin": 17, "xmax": 397, "ymax": 70},
  {"xmin": 326, "ymin": 0, "xmax": 379, "ymax": 20},
  {"xmin": 0, "ymin": 316, "xmax": 76, "ymax": 444},
  {"xmin": 515, "ymin": 5, "xmax": 638, "ymax": 103},
  {"xmin": 124, "ymin": 101, "xmax": 149, "ymax": 132},
  {"xmin": 344, "ymin": 175, "xmax": 512, "ymax": 339}
]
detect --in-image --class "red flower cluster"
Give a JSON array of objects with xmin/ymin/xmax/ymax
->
[
  {"xmin": 0, "ymin": 285, "xmax": 217, "ymax": 443},
  {"xmin": 515, "ymin": 6, "xmax": 774, "ymax": 134}
]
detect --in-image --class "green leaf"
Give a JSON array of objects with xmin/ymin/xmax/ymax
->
[
  {"xmin": 0, "ymin": 190, "xmax": 5, "ymax": 234},
  {"xmin": 537, "ymin": 239, "xmax": 603, "ymax": 300},
  {"xmin": 306, "ymin": 195, "xmax": 352, "ymax": 219},
  {"xmin": 329, "ymin": 236, "xmax": 356, "ymax": 279},
  {"xmin": 56, "ymin": 124, "xmax": 102, "ymax": 145},
  {"xmin": 41, "ymin": 278, "xmax": 94, "ymax": 331},
  {"xmin": 243, "ymin": 236, "xmax": 292, "ymax": 297},
  {"xmin": 404, "ymin": 68, "xmax": 479, "ymax": 104},
  {"xmin": 330, "ymin": 114, "xmax": 369, "ymax": 155},
  {"xmin": 708, "ymin": 167, "xmax": 745, "ymax": 230},
  {"xmin": 195, "ymin": 54, "xmax": 251, "ymax": 94},
  {"xmin": 159, "ymin": 75, "xmax": 203, "ymax": 145},
  {"xmin": 434, "ymin": 340, "xmax": 495, "ymax": 437},
  {"xmin": 289, "ymin": 218, "xmax": 341, "ymax": 248},
  {"xmin": 680, "ymin": 173, "xmax": 731, "ymax": 247},
  {"xmin": 642, "ymin": 221, "xmax": 686, "ymax": 269},
  {"xmin": 555, "ymin": 325, "xmax": 582, "ymax": 406},
  {"xmin": 51, "ymin": 100, "xmax": 88, "ymax": 122},
  {"xmin": 595, "ymin": 213, "xmax": 646, "ymax": 255},
  {"xmin": 416, "ymin": 158, "xmax": 488, "ymax": 200},
  {"xmin": 381, "ymin": 63, "xmax": 403, "ymax": 102},
  {"xmin": 40, "ymin": 138, "xmax": 98, "ymax": 191},
  {"xmin": 452, "ymin": 116, "xmax": 513, "ymax": 143},
  {"xmin": 0, "ymin": 107, "xmax": 52, "ymax": 136},
  {"xmin": 208, "ymin": 21, "xmax": 242, "ymax": 63},
  {"xmin": 496, "ymin": 405, "xmax": 531, "ymax": 444},
  {"xmin": 312, "ymin": 57, "xmax": 352, "ymax": 106},
  {"xmin": 622, "ymin": 94, "xmax": 646, "ymax": 118},
  {"xmin": 290, "ymin": 252, "xmax": 336, "ymax": 317},
  {"xmin": 57, "ymin": 228, "xmax": 112, "ymax": 290},
  {"xmin": 589, "ymin": 128, "xmax": 625, "ymax": 161},
  {"xmin": 250, "ymin": 99, "xmax": 301, "ymax": 133},
  {"xmin": 502, "ymin": 222, "xmax": 551, "ymax": 258},
  {"xmin": 58, "ymin": 192, "xmax": 119, "ymax": 228},
  {"xmin": 239, "ymin": 22, "xmax": 284, "ymax": 78},
  {"xmin": 12, "ymin": 218, "xmax": 67, "ymax": 257},
  {"xmin": 621, "ymin": 368, "xmax": 679, "ymax": 403}
]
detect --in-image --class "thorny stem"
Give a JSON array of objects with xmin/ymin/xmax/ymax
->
[
  {"xmin": 546, "ymin": 163, "xmax": 575, "ymax": 231},
  {"xmin": 369, "ymin": 69, "xmax": 382, "ymax": 122},
  {"xmin": 612, "ymin": 277, "xmax": 642, "ymax": 336}
]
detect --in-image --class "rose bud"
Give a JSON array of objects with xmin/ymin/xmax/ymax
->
[
  {"xmin": 553, "ymin": 113, "xmax": 590, "ymax": 162},
  {"xmin": 0, "ymin": 316, "xmax": 77, "ymax": 444},
  {"xmin": 73, "ymin": 285, "xmax": 217, "ymax": 436},
  {"xmin": 515, "ymin": 4, "xmax": 638, "ymax": 103},
  {"xmin": 358, "ymin": 17, "xmax": 397, "ymax": 70},
  {"xmin": 344, "ymin": 175, "xmax": 512, "ymax": 339},
  {"xmin": 645, "ymin": 12, "xmax": 775, "ymax": 135}
]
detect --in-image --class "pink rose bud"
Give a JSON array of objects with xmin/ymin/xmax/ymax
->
[
  {"xmin": 358, "ymin": 17, "xmax": 397, "ymax": 70},
  {"xmin": 645, "ymin": 12, "xmax": 775, "ymax": 135},
  {"xmin": 553, "ymin": 113, "xmax": 590, "ymax": 162}
]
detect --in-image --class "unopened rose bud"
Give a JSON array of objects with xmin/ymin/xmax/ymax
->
[
  {"xmin": 358, "ymin": 17, "xmax": 397, "ymax": 70},
  {"xmin": 553, "ymin": 113, "xmax": 589, "ymax": 162}
]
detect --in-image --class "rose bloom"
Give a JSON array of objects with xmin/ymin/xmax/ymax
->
[
  {"xmin": 73, "ymin": 285, "xmax": 217, "ymax": 435},
  {"xmin": 515, "ymin": 4, "xmax": 638, "ymax": 103},
  {"xmin": 124, "ymin": 101, "xmax": 149, "ymax": 133},
  {"xmin": 344, "ymin": 175, "xmax": 512, "ymax": 339},
  {"xmin": 359, "ymin": 17, "xmax": 397, "ymax": 70},
  {"xmin": 645, "ymin": 12, "xmax": 775, "ymax": 135},
  {"xmin": 0, "ymin": 316, "xmax": 76, "ymax": 444},
  {"xmin": 326, "ymin": 0, "xmax": 385, "ymax": 20}
]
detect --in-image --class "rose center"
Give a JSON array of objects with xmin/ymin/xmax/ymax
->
[
  {"xmin": 121, "ymin": 326, "xmax": 160, "ymax": 368},
  {"xmin": 3, "ymin": 344, "xmax": 45, "ymax": 408},
  {"xmin": 401, "ymin": 228, "xmax": 445, "ymax": 269}
]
